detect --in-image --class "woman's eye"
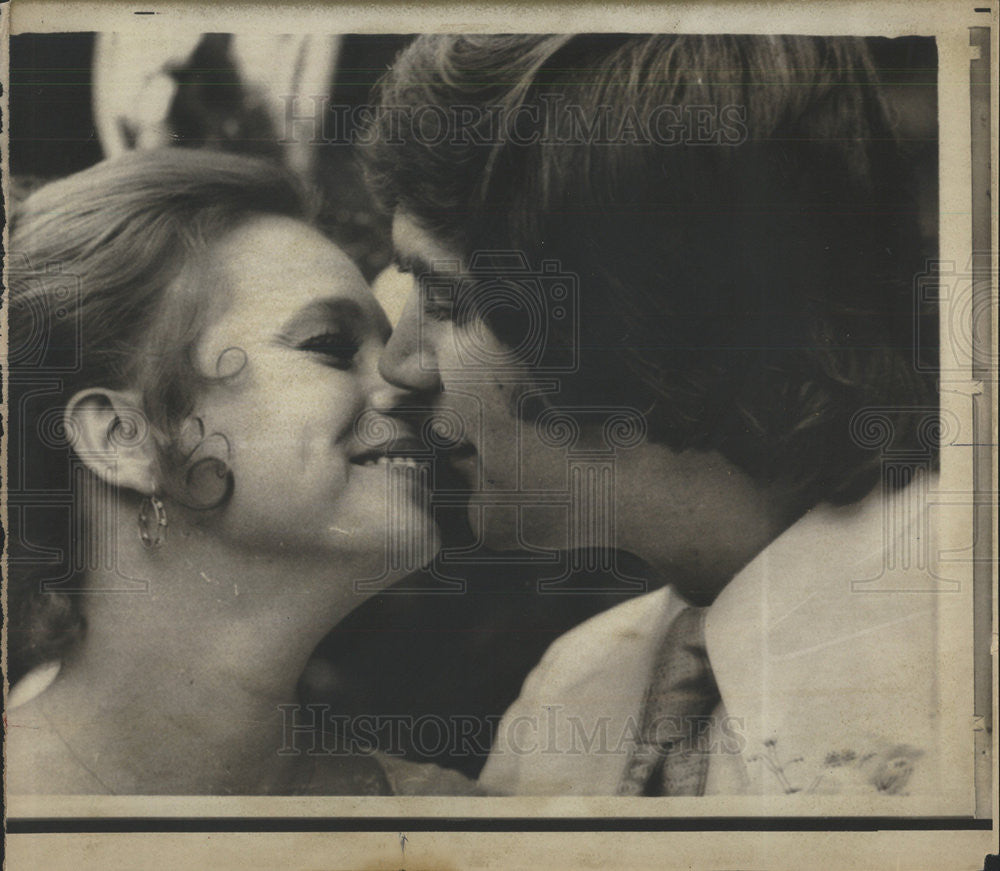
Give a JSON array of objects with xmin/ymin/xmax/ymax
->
[{"xmin": 297, "ymin": 332, "xmax": 360, "ymax": 366}]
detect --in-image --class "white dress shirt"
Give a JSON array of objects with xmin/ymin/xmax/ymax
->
[{"xmin": 479, "ymin": 473, "xmax": 972, "ymax": 802}]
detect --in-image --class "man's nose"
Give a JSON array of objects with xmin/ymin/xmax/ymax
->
[
  {"xmin": 363, "ymin": 353, "xmax": 420, "ymax": 442},
  {"xmin": 377, "ymin": 296, "xmax": 441, "ymax": 394}
]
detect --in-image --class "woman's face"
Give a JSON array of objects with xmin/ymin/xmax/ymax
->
[{"xmin": 183, "ymin": 215, "xmax": 440, "ymax": 575}]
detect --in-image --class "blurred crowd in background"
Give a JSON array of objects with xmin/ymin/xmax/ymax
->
[{"xmin": 10, "ymin": 34, "xmax": 414, "ymax": 281}]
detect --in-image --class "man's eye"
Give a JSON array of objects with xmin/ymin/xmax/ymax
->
[
  {"xmin": 298, "ymin": 332, "xmax": 360, "ymax": 366},
  {"xmin": 419, "ymin": 280, "xmax": 457, "ymax": 322},
  {"xmin": 421, "ymin": 295, "xmax": 455, "ymax": 322}
]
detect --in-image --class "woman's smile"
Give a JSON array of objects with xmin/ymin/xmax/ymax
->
[{"xmin": 189, "ymin": 214, "xmax": 441, "ymax": 567}]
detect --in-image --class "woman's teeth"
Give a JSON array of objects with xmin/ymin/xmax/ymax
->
[{"xmin": 360, "ymin": 455, "xmax": 424, "ymax": 467}]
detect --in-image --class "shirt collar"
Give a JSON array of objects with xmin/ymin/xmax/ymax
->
[{"xmin": 704, "ymin": 471, "xmax": 944, "ymax": 759}]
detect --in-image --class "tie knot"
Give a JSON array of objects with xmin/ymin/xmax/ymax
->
[
  {"xmin": 664, "ymin": 605, "xmax": 709, "ymax": 656},
  {"xmin": 649, "ymin": 606, "xmax": 712, "ymax": 685}
]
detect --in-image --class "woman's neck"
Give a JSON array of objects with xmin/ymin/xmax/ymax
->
[{"xmin": 32, "ymin": 529, "xmax": 378, "ymax": 795}]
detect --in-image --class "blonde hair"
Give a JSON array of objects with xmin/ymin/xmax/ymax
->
[{"xmin": 7, "ymin": 148, "xmax": 314, "ymax": 680}]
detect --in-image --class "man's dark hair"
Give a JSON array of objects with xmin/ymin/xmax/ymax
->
[{"xmin": 364, "ymin": 34, "xmax": 937, "ymax": 510}]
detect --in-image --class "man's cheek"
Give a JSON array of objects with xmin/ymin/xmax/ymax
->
[{"xmin": 433, "ymin": 326, "xmax": 466, "ymax": 379}]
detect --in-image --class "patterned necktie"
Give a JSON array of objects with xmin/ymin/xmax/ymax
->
[{"xmin": 617, "ymin": 606, "xmax": 720, "ymax": 796}]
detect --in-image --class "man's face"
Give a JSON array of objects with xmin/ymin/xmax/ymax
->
[
  {"xmin": 378, "ymin": 214, "xmax": 786, "ymax": 592},
  {"xmin": 378, "ymin": 212, "xmax": 573, "ymax": 551}
]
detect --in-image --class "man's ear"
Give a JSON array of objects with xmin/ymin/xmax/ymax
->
[{"xmin": 63, "ymin": 388, "xmax": 157, "ymax": 495}]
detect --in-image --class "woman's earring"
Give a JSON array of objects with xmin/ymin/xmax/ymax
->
[{"xmin": 138, "ymin": 493, "xmax": 168, "ymax": 549}]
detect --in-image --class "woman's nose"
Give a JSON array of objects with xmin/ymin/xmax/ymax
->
[{"xmin": 377, "ymin": 295, "xmax": 441, "ymax": 394}]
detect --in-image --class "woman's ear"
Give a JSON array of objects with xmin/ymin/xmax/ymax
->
[{"xmin": 63, "ymin": 388, "xmax": 157, "ymax": 495}]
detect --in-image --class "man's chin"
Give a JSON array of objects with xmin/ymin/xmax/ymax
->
[
  {"xmin": 461, "ymin": 501, "xmax": 518, "ymax": 552},
  {"xmin": 466, "ymin": 501, "xmax": 569, "ymax": 553}
]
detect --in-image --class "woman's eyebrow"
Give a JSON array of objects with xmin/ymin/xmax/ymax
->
[{"xmin": 277, "ymin": 298, "xmax": 365, "ymax": 336}]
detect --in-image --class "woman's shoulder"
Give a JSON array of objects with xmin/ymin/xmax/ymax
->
[{"xmin": 5, "ymin": 697, "xmax": 106, "ymax": 795}]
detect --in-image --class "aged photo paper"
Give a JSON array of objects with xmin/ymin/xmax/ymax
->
[{"xmin": 2, "ymin": 0, "xmax": 997, "ymax": 868}]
